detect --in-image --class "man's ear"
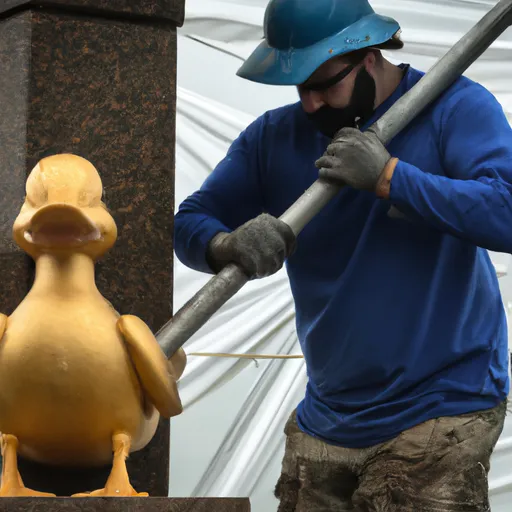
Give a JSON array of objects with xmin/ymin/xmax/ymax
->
[{"xmin": 365, "ymin": 50, "xmax": 378, "ymax": 69}]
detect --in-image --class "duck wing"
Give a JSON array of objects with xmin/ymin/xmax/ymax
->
[
  {"xmin": 117, "ymin": 315, "xmax": 183, "ymax": 419},
  {"xmin": 0, "ymin": 314, "xmax": 7, "ymax": 341}
]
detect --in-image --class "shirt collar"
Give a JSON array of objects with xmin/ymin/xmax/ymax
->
[{"xmin": 361, "ymin": 63, "xmax": 413, "ymax": 131}]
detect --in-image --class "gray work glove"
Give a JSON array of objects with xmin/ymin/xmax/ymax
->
[
  {"xmin": 315, "ymin": 127, "xmax": 392, "ymax": 192},
  {"xmin": 206, "ymin": 213, "xmax": 296, "ymax": 279}
]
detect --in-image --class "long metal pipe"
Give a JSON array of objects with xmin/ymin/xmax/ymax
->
[{"xmin": 158, "ymin": 0, "xmax": 512, "ymax": 358}]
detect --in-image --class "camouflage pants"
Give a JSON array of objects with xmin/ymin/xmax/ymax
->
[{"xmin": 275, "ymin": 400, "xmax": 507, "ymax": 511}]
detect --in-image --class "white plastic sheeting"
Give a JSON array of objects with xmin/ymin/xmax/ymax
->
[{"xmin": 170, "ymin": 1, "xmax": 512, "ymax": 510}]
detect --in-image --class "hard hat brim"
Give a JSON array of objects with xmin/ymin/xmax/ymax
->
[{"xmin": 236, "ymin": 13, "xmax": 401, "ymax": 86}]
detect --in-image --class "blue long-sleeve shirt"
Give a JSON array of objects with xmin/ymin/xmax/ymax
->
[{"xmin": 174, "ymin": 64, "xmax": 512, "ymax": 448}]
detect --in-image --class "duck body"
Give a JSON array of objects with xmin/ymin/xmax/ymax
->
[{"xmin": 0, "ymin": 283, "xmax": 159, "ymax": 467}]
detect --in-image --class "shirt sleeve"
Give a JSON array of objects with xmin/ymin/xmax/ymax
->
[
  {"xmin": 388, "ymin": 83, "xmax": 512, "ymax": 254},
  {"xmin": 174, "ymin": 116, "xmax": 267, "ymax": 274}
]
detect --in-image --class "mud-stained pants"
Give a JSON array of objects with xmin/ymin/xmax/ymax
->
[{"xmin": 275, "ymin": 400, "xmax": 507, "ymax": 511}]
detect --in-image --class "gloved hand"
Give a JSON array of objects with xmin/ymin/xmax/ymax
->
[
  {"xmin": 206, "ymin": 213, "xmax": 296, "ymax": 279},
  {"xmin": 315, "ymin": 127, "xmax": 397, "ymax": 195}
]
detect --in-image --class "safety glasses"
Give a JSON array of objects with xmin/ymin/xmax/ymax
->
[{"xmin": 302, "ymin": 63, "xmax": 357, "ymax": 92}]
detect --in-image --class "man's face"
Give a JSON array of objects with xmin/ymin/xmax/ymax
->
[
  {"xmin": 297, "ymin": 53, "xmax": 378, "ymax": 138},
  {"xmin": 298, "ymin": 56, "xmax": 361, "ymax": 113}
]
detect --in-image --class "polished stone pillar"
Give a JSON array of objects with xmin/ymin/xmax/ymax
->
[{"xmin": 0, "ymin": 0, "xmax": 183, "ymax": 497}]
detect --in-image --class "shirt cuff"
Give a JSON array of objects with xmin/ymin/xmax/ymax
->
[
  {"xmin": 388, "ymin": 159, "xmax": 423, "ymax": 205},
  {"xmin": 184, "ymin": 217, "xmax": 232, "ymax": 274}
]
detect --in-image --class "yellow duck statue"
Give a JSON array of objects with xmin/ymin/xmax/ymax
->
[{"xmin": 0, "ymin": 153, "xmax": 187, "ymax": 498}]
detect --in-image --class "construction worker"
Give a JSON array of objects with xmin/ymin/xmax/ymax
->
[{"xmin": 174, "ymin": 0, "xmax": 512, "ymax": 509}]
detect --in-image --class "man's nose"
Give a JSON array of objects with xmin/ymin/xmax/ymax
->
[{"xmin": 300, "ymin": 89, "xmax": 326, "ymax": 113}]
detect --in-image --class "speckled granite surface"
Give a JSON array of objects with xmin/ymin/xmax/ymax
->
[
  {"xmin": 0, "ymin": 4, "xmax": 180, "ymax": 497},
  {"xmin": 0, "ymin": 497, "xmax": 252, "ymax": 511},
  {"xmin": 0, "ymin": 10, "xmax": 33, "ymax": 310},
  {"xmin": 0, "ymin": 0, "xmax": 185, "ymax": 25}
]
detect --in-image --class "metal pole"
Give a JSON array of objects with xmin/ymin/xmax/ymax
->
[{"xmin": 158, "ymin": 0, "xmax": 512, "ymax": 358}]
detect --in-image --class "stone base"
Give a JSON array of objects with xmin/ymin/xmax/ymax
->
[{"xmin": 0, "ymin": 497, "xmax": 251, "ymax": 511}]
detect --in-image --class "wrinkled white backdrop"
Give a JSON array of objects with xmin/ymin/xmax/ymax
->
[{"xmin": 169, "ymin": 1, "xmax": 512, "ymax": 510}]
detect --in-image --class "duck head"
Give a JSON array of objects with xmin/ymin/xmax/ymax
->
[{"xmin": 13, "ymin": 154, "xmax": 117, "ymax": 260}]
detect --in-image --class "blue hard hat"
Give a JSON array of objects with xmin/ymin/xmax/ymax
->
[{"xmin": 237, "ymin": 0, "xmax": 402, "ymax": 86}]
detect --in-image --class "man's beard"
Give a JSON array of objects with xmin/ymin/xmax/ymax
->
[{"xmin": 306, "ymin": 67, "xmax": 377, "ymax": 139}]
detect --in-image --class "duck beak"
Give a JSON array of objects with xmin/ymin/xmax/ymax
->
[{"xmin": 25, "ymin": 203, "xmax": 102, "ymax": 247}]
